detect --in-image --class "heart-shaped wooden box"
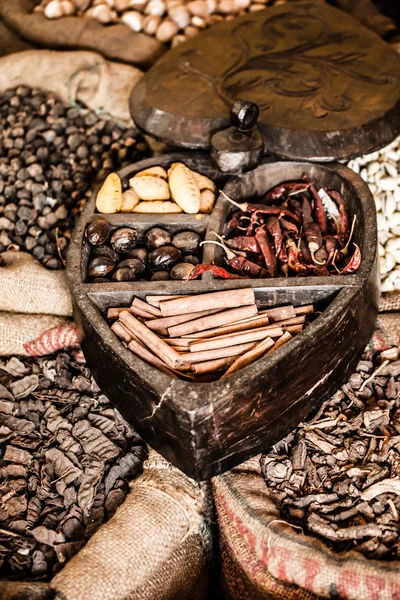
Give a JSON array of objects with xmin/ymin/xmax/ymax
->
[{"xmin": 67, "ymin": 1, "xmax": 400, "ymax": 480}]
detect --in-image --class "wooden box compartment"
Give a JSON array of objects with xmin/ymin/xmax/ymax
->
[{"xmin": 67, "ymin": 153, "xmax": 378, "ymax": 480}]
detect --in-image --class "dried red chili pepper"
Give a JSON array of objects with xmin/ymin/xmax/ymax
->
[
  {"xmin": 327, "ymin": 189, "xmax": 349, "ymax": 247},
  {"xmin": 255, "ymin": 227, "xmax": 277, "ymax": 277},
  {"xmin": 201, "ymin": 240, "xmax": 267, "ymax": 278},
  {"xmin": 265, "ymin": 181, "xmax": 313, "ymax": 202},
  {"xmin": 286, "ymin": 238, "xmax": 308, "ymax": 273},
  {"xmin": 279, "ymin": 217, "xmax": 299, "ymax": 235},
  {"xmin": 187, "ymin": 264, "xmax": 245, "ymax": 280},
  {"xmin": 302, "ymin": 195, "xmax": 323, "ymax": 260},
  {"xmin": 225, "ymin": 236, "xmax": 260, "ymax": 253},
  {"xmin": 302, "ymin": 174, "xmax": 328, "ymax": 236},
  {"xmin": 245, "ymin": 207, "xmax": 301, "ymax": 236},
  {"xmin": 314, "ymin": 243, "xmax": 328, "ymax": 266},
  {"xmin": 288, "ymin": 198, "xmax": 303, "ymax": 220},
  {"xmin": 300, "ymin": 238, "xmax": 312, "ymax": 265},
  {"xmin": 339, "ymin": 244, "xmax": 361, "ymax": 274},
  {"xmin": 324, "ymin": 235, "xmax": 339, "ymax": 263},
  {"xmin": 266, "ymin": 217, "xmax": 283, "ymax": 257}
]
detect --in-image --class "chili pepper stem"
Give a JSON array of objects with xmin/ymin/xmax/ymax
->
[
  {"xmin": 311, "ymin": 250, "xmax": 326, "ymax": 266},
  {"xmin": 331, "ymin": 249, "xmax": 341, "ymax": 274},
  {"xmin": 220, "ymin": 190, "xmax": 245, "ymax": 210},
  {"xmin": 288, "ymin": 186, "xmax": 312, "ymax": 197},
  {"xmin": 340, "ymin": 215, "xmax": 357, "ymax": 256},
  {"xmin": 200, "ymin": 239, "xmax": 236, "ymax": 260}
]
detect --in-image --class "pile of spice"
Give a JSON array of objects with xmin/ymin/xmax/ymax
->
[
  {"xmin": 86, "ymin": 219, "xmax": 203, "ymax": 282},
  {"xmin": 347, "ymin": 136, "xmax": 400, "ymax": 292},
  {"xmin": 36, "ymin": 0, "xmax": 287, "ymax": 48},
  {"xmin": 206, "ymin": 176, "xmax": 360, "ymax": 279},
  {"xmin": 0, "ymin": 352, "xmax": 146, "ymax": 579},
  {"xmin": 96, "ymin": 164, "xmax": 216, "ymax": 214},
  {"xmin": 0, "ymin": 86, "xmax": 149, "ymax": 269},
  {"xmin": 108, "ymin": 289, "xmax": 314, "ymax": 379},
  {"xmin": 261, "ymin": 347, "xmax": 400, "ymax": 560}
]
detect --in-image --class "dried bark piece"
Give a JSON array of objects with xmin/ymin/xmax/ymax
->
[
  {"xmin": 45, "ymin": 448, "xmax": 82, "ymax": 485},
  {"xmin": 72, "ymin": 420, "xmax": 119, "ymax": 461},
  {"xmin": 10, "ymin": 374, "xmax": 39, "ymax": 399},
  {"xmin": 361, "ymin": 477, "xmax": 400, "ymax": 501},
  {"xmin": 96, "ymin": 173, "xmax": 122, "ymax": 214},
  {"xmin": 4, "ymin": 445, "xmax": 32, "ymax": 465}
]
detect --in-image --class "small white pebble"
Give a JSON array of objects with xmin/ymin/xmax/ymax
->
[
  {"xmin": 378, "ymin": 243, "xmax": 385, "ymax": 257},
  {"xmin": 122, "ymin": 10, "xmax": 143, "ymax": 30},
  {"xmin": 384, "ymin": 192, "xmax": 396, "ymax": 216},
  {"xmin": 377, "ymin": 213, "xmax": 387, "ymax": 231},
  {"xmin": 380, "ymin": 177, "xmax": 399, "ymax": 192},
  {"xmin": 381, "ymin": 279, "xmax": 395, "ymax": 292}
]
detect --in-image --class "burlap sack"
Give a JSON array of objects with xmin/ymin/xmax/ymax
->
[
  {"xmin": 0, "ymin": 49, "xmax": 141, "ymax": 125},
  {"xmin": 49, "ymin": 449, "xmax": 213, "ymax": 600},
  {"xmin": 213, "ymin": 456, "xmax": 400, "ymax": 600},
  {"xmin": 0, "ymin": 581, "xmax": 54, "ymax": 600},
  {"xmin": 0, "ymin": 252, "xmax": 72, "ymax": 317},
  {"xmin": 0, "ymin": 0, "xmax": 165, "ymax": 68},
  {"xmin": 380, "ymin": 292, "xmax": 400, "ymax": 313}
]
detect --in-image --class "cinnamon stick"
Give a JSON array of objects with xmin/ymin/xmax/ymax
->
[
  {"xmin": 221, "ymin": 336, "xmax": 275, "ymax": 379},
  {"xmin": 129, "ymin": 305, "xmax": 157, "ymax": 320},
  {"xmin": 108, "ymin": 307, "xmax": 128, "ymax": 320},
  {"xmin": 181, "ymin": 313, "xmax": 271, "ymax": 340},
  {"xmin": 295, "ymin": 304, "xmax": 315, "ymax": 315},
  {"xmin": 189, "ymin": 327, "xmax": 283, "ymax": 353},
  {"xmin": 119, "ymin": 311, "xmax": 181, "ymax": 369},
  {"xmin": 191, "ymin": 357, "xmax": 235, "ymax": 376},
  {"xmin": 168, "ymin": 304, "xmax": 258, "ymax": 338},
  {"xmin": 128, "ymin": 339, "xmax": 177, "ymax": 378},
  {"xmin": 263, "ymin": 305, "xmax": 296, "ymax": 322},
  {"xmin": 132, "ymin": 297, "xmax": 161, "ymax": 317},
  {"xmin": 111, "ymin": 321, "xmax": 133, "ymax": 344},
  {"xmin": 284, "ymin": 324, "xmax": 304, "ymax": 334},
  {"xmin": 178, "ymin": 342, "xmax": 257, "ymax": 366},
  {"xmin": 146, "ymin": 294, "xmax": 190, "ymax": 308},
  {"xmin": 146, "ymin": 308, "xmax": 223, "ymax": 336},
  {"xmin": 265, "ymin": 331, "xmax": 293, "ymax": 355},
  {"xmin": 160, "ymin": 288, "xmax": 256, "ymax": 317}
]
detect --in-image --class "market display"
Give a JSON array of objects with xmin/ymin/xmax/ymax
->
[
  {"xmin": 212, "ymin": 175, "xmax": 360, "ymax": 278},
  {"xmin": 0, "ymin": 87, "xmax": 149, "ymax": 269},
  {"xmin": 36, "ymin": 0, "xmax": 278, "ymax": 47},
  {"xmin": 86, "ymin": 219, "xmax": 203, "ymax": 282},
  {"xmin": 262, "ymin": 348, "xmax": 400, "ymax": 561},
  {"xmin": 95, "ymin": 164, "xmax": 217, "ymax": 214},
  {"xmin": 0, "ymin": 352, "xmax": 146, "ymax": 579},
  {"xmin": 107, "ymin": 289, "xmax": 314, "ymax": 379}
]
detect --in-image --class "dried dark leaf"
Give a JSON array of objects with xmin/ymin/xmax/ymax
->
[
  {"xmin": 72, "ymin": 420, "xmax": 119, "ymax": 461},
  {"xmin": 10, "ymin": 375, "xmax": 39, "ymax": 399}
]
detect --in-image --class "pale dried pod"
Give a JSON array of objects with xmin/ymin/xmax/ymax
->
[
  {"xmin": 128, "ymin": 0, "xmax": 147, "ymax": 9},
  {"xmin": 96, "ymin": 173, "xmax": 123, "ymax": 214},
  {"xmin": 199, "ymin": 190, "xmax": 216, "ymax": 214},
  {"xmin": 171, "ymin": 34, "xmax": 187, "ymax": 47},
  {"xmin": 191, "ymin": 15, "xmax": 205, "ymax": 27},
  {"xmin": 192, "ymin": 171, "xmax": 217, "ymax": 193},
  {"xmin": 133, "ymin": 201, "xmax": 183, "ymax": 213},
  {"xmin": 113, "ymin": 0, "xmax": 131, "ymax": 9},
  {"xmin": 168, "ymin": 163, "xmax": 201, "ymax": 214},
  {"xmin": 60, "ymin": 0, "xmax": 76, "ymax": 14},
  {"xmin": 218, "ymin": 0, "xmax": 234, "ymax": 13},
  {"xmin": 72, "ymin": 0, "xmax": 91, "ymax": 10},
  {"xmin": 86, "ymin": 3, "xmax": 114, "ymax": 21},
  {"xmin": 134, "ymin": 166, "xmax": 167, "ymax": 179},
  {"xmin": 249, "ymin": 3, "xmax": 266, "ymax": 10},
  {"xmin": 143, "ymin": 14, "xmax": 161, "ymax": 34},
  {"xmin": 121, "ymin": 189, "xmax": 140, "ymax": 212},
  {"xmin": 168, "ymin": 5, "xmax": 190, "ymax": 29},
  {"xmin": 206, "ymin": 0, "xmax": 216, "ymax": 12},
  {"xmin": 44, "ymin": 0, "xmax": 64, "ymax": 18},
  {"xmin": 145, "ymin": 0, "xmax": 166, "ymax": 16},
  {"xmin": 233, "ymin": 0, "xmax": 250, "ymax": 9},
  {"xmin": 187, "ymin": 0, "xmax": 209, "ymax": 17},
  {"xmin": 130, "ymin": 176, "xmax": 170, "ymax": 201},
  {"xmin": 208, "ymin": 14, "xmax": 223, "ymax": 24},
  {"xmin": 156, "ymin": 19, "xmax": 179, "ymax": 41},
  {"xmin": 185, "ymin": 25, "xmax": 199, "ymax": 37},
  {"xmin": 122, "ymin": 10, "xmax": 143, "ymax": 31}
]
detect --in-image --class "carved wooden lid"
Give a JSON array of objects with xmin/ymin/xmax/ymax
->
[{"xmin": 130, "ymin": 0, "xmax": 400, "ymax": 162}]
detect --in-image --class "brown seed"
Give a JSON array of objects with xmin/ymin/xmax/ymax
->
[
  {"xmin": 88, "ymin": 256, "xmax": 115, "ymax": 278},
  {"xmin": 170, "ymin": 262, "xmax": 195, "ymax": 280},
  {"xmin": 110, "ymin": 228, "xmax": 137, "ymax": 254},
  {"xmin": 148, "ymin": 245, "xmax": 182, "ymax": 271},
  {"xmin": 86, "ymin": 218, "xmax": 110, "ymax": 247}
]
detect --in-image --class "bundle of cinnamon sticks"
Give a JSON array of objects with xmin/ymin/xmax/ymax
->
[{"xmin": 107, "ymin": 288, "xmax": 314, "ymax": 380}]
